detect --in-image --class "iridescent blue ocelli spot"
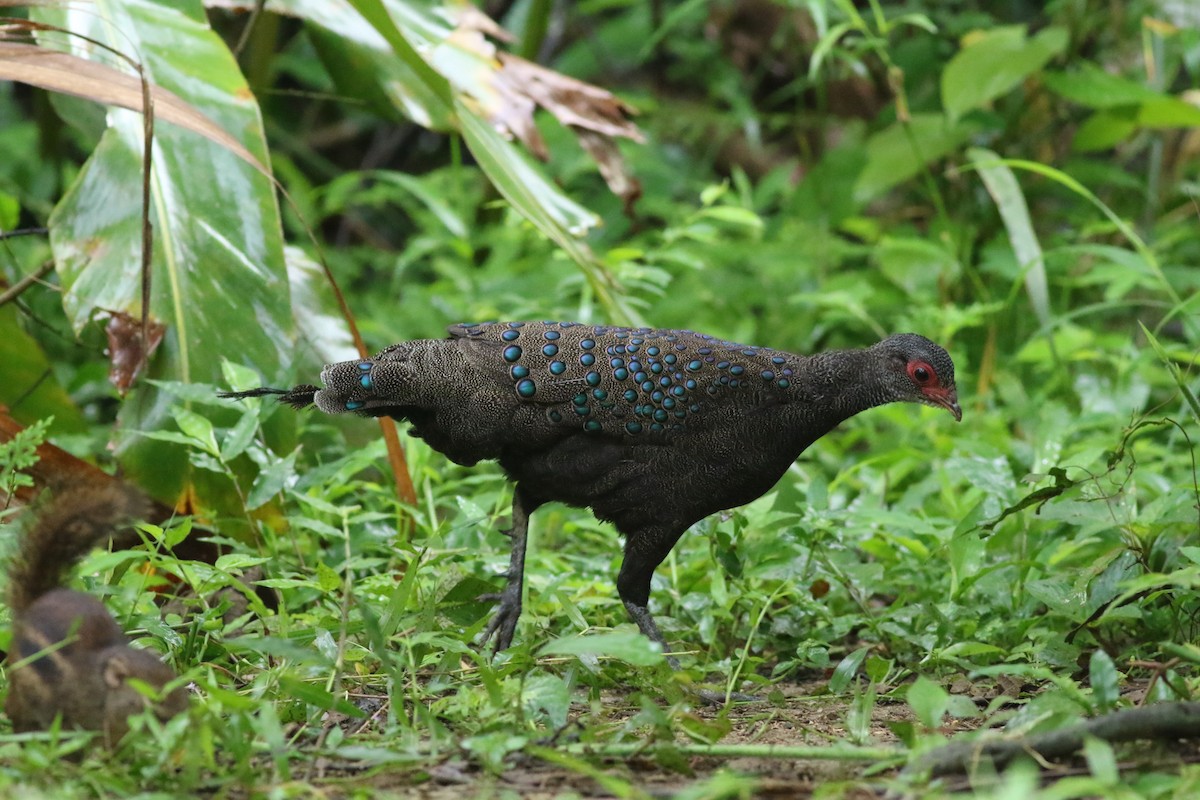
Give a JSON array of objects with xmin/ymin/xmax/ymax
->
[
  {"xmin": 549, "ymin": 410, "xmax": 562, "ymax": 422},
  {"xmin": 629, "ymin": 360, "xmax": 642, "ymax": 372},
  {"xmin": 614, "ymin": 368, "xmax": 629, "ymax": 380},
  {"xmin": 717, "ymin": 361, "xmax": 730, "ymax": 370},
  {"xmin": 345, "ymin": 400, "xmax": 364, "ymax": 410},
  {"xmin": 592, "ymin": 389, "xmax": 607, "ymax": 400},
  {"xmin": 719, "ymin": 376, "xmax": 730, "ymax": 385},
  {"xmin": 580, "ymin": 353, "xmax": 596, "ymax": 366},
  {"xmin": 560, "ymin": 322, "xmax": 574, "ymax": 328},
  {"xmin": 659, "ymin": 377, "xmax": 671, "ymax": 387},
  {"xmin": 777, "ymin": 378, "xmax": 790, "ymax": 388},
  {"xmin": 585, "ymin": 420, "xmax": 601, "ymax": 432},
  {"xmin": 675, "ymin": 343, "xmax": 686, "ymax": 351},
  {"xmin": 502, "ymin": 329, "xmax": 520, "ymax": 342},
  {"xmin": 730, "ymin": 365, "xmax": 745, "ymax": 376},
  {"xmin": 615, "ymin": 345, "xmax": 626, "ymax": 354},
  {"xmin": 574, "ymin": 404, "xmax": 590, "ymax": 416},
  {"xmin": 730, "ymin": 379, "xmax": 740, "ymax": 388},
  {"xmin": 631, "ymin": 338, "xmax": 644, "ymax": 345},
  {"xmin": 651, "ymin": 363, "xmax": 663, "ymax": 374},
  {"xmin": 586, "ymin": 371, "xmax": 602, "ymax": 387},
  {"xmin": 685, "ymin": 380, "xmax": 697, "ymax": 390},
  {"xmin": 707, "ymin": 386, "xmax": 719, "ymax": 395},
  {"xmin": 511, "ymin": 365, "xmax": 529, "ymax": 379},
  {"xmin": 664, "ymin": 353, "xmax": 677, "ymax": 365},
  {"xmin": 641, "ymin": 381, "xmax": 655, "ymax": 392},
  {"xmin": 574, "ymin": 393, "xmax": 588, "ymax": 406},
  {"xmin": 772, "ymin": 356, "xmax": 786, "ymax": 365},
  {"xmin": 549, "ymin": 361, "xmax": 567, "ymax": 375},
  {"xmin": 783, "ymin": 369, "xmax": 793, "ymax": 376},
  {"xmin": 650, "ymin": 423, "xmax": 664, "ymax": 432},
  {"xmin": 627, "ymin": 344, "xmax": 639, "ymax": 353},
  {"xmin": 672, "ymin": 386, "xmax": 686, "ymax": 397},
  {"xmin": 503, "ymin": 345, "xmax": 523, "ymax": 362},
  {"xmin": 544, "ymin": 330, "xmax": 560, "ymax": 341},
  {"xmin": 615, "ymin": 332, "xmax": 628, "ymax": 339},
  {"xmin": 742, "ymin": 349, "xmax": 757, "ymax": 357},
  {"xmin": 360, "ymin": 375, "xmax": 372, "ymax": 388},
  {"xmin": 508, "ymin": 322, "xmax": 525, "ymax": 328},
  {"xmin": 358, "ymin": 363, "xmax": 372, "ymax": 371},
  {"xmin": 651, "ymin": 390, "xmax": 664, "ymax": 402},
  {"xmin": 698, "ymin": 347, "xmax": 713, "ymax": 355},
  {"xmin": 634, "ymin": 371, "xmax": 647, "ymax": 382},
  {"xmin": 662, "ymin": 397, "xmax": 675, "ymax": 409},
  {"xmin": 689, "ymin": 404, "xmax": 701, "ymax": 413},
  {"xmin": 516, "ymin": 379, "xmax": 537, "ymax": 398},
  {"xmin": 623, "ymin": 389, "xmax": 637, "ymax": 401},
  {"xmin": 687, "ymin": 360, "xmax": 702, "ymax": 372},
  {"xmin": 611, "ymin": 358, "xmax": 625, "ymax": 368},
  {"xmin": 647, "ymin": 346, "xmax": 660, "ymax": 356},
  {"xmin": 542, "ymin": 344, "xmax": 559, "ymax": 357},
  {"xmin": 762, "ymin": 370, "xmax": 775, "ymax": 381},
  {"xmin": 626, "ymin": 421, "xmax": 643, "ymax": 434},
  {"xmin": 581, "ymin": 339, "xmax": 595, "ymax": 350}
]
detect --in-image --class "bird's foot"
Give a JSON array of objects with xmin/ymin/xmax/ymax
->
[
  {"xmin": 625, "ymin": 601, "xmax": 758, "ymax": 705},
  {"xmin": 478, "ymin": 582, "xmax": 523, "ymax": 653}
]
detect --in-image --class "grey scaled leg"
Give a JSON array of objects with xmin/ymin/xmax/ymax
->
[
  {"xmin": 616, "ymin": 525, "xmax": 688, "ymax": 671},
  {"xmin": 480, "ymin": 486, "xmax": 539, "ymax": 652},
  {"xmin": 617, "ymin": 525, "xmax": 757, "ymax": 705}
]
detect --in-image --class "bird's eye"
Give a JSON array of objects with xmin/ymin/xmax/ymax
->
[{"xmin": 907, "ymin": 361, "xmax": 934, "ymax": 385}]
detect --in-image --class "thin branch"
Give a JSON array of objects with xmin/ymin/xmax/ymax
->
[
  {"xmin": 0, "ymin": 227, "xmax": 49, "ymax": 241},
  {"xmin": 918, "ymin": 701, "xmax": 1200, "ymax": 776},
  {"xmin": 0, "ymin": 261, "xmax": 55, "ymax": 307}
]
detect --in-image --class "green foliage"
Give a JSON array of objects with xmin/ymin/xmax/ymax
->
[
  {"xmin": 1, "ymin": 0, "xmax": 1199, "ymax": 796},
  {"xmin": 0, "ymin": 417, "xmax": 49, "ymax": 501}
]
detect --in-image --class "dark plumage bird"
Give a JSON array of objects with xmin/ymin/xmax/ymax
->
[{"xmin": 224, "ymin": 322, "xmax": 960, "ymax": 665}]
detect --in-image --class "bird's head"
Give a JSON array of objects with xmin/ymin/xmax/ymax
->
[{"xmin": 871, "ymin": 334, "xmax": 962, "ymax": 421}]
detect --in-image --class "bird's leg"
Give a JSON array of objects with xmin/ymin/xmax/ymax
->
[
  {"xmin": 480, "ymin": 487, "xmax": 537, "ymax": 653},
  {"xmin": 618, "ymin": 527, "xmax": 757, "ymax": 705},
  {"xmin": 616, "ymin": 527, "xmax": 688, "ymax": 670}
]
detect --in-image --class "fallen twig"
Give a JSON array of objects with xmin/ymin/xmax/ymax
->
[{"xmin": 918, "ymin": 701, "xmax": 1200, "ymax": 776}]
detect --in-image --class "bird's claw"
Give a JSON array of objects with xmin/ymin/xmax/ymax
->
[{"xmin": 478, "ymin": 587, "xmax": 522, "ymax": 653}]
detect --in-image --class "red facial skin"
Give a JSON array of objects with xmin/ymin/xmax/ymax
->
[{"xmin": 907, "ymin": 360, "xmax": 962, "ymax": 422}]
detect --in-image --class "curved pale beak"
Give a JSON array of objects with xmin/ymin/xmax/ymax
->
[{"xmin": 923, "ymin": 386, "xmax": 962, "ymax": 422}]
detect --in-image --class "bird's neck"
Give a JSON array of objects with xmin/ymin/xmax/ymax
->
[{"xmin": 795, "ymin": 347, "xmax": 889, "ymax": 426}]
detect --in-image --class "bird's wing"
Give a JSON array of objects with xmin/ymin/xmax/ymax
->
[{"xmin": 448, "ymin": 321, "xmax": 805, "ymax": 438}]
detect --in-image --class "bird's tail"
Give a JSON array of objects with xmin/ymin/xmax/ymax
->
[
  {"xmin": 309, "ymin": 356, "xmax": 416, "ymax": 415},
  {"xmin": 219, "ymin": 386, "xmax": 319, "ymax": 409},
  {"xmin": 222, "ymin": 341, "xmax": 447, "ymax": 416}
]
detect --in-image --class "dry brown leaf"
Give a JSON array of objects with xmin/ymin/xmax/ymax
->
[
  {"xmin": 495, "ymin": 53, "xmax": 644, "ymax": 143},
  {"xmin": 104, "ymin": 310, "xmax": 166, "ymax": 394},
  {"xmin": 490, "ymin": 53, "xmax": 644, "ymax": 208},
  {"xmin": 575, "ymin": 128, "xmax": 643, "ymax": 214},
  {"xmin": 0, "ymin": 41, "xmax": 268, "ymax": 176}
]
